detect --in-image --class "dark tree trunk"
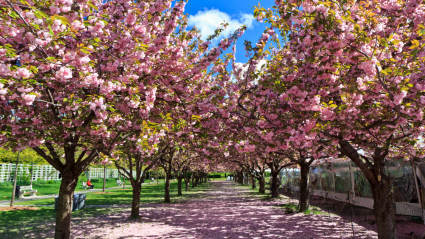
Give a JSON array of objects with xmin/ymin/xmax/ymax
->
[
  {"xmin": 55, "ymin": 174, "xmax": 77, "ymax": 239},
  {"xmin": 177, "ymin": 176, "xmax": 183, "ymax": 196},
  {"xmin": 372, "ymin": 178, "xmax": 396, "ymax": 239},
  {"xmin": 236, "ymin": 171, "xmax": 244, "ymax": 184},
  {"xmin": 258, "ymin": 176, "xmax": 265, "ymax": 194},
  {"xmin": 130, "ymin": 182, "xmax": 142, "ymax": 219},
  {"xmin": 184, "ymin": 175, "xmax": 190, "ymax": 191},
  {"xmin": 339, "ymin": 140, "xmax": 397, "ymax": 239},
  {"xmin": 298, "ymin": 162, "xmax": 310, "ymax": 212},
  {"xmin": 164, "ymin": 171, "xmax": 171, "ymax": 203},
  {"xmin": 191, "ymin": 175, "xmax": 196, "ymax": 188},
  {"xmin": 251, "ymin": 176, "xmax": 256, "ymax": 189},
  {"xmin": 270, "ymin": 170, "xmax": 280, "ymax": 198}
]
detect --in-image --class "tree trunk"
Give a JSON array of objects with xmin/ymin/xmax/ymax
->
[
  {"xmin": 130, "ymin": 182, "xmax": 141, "ymax": 219},
  {"xmin": 372, "ymin": 178, "xmax": 397, "ymax": 239},
  {"xmin": 191, "ymin": 175, "xmax": 196, "ymax": 188},
  {"xmin": 258, "ymin": 176, "xmax": 265, "ymax": 194},
  {"xmin": 270, "ymin": 170, "xmax": 280, "ymax": 198},
  {"xmin": 237, "ymin": 172, "xmax": 244, "ymax": 184},
  {"xmin": 164, "ymin": 171, "xmax": 171, "ymax": 203},
  {"xmin": 10, "ymin": 151, "xmax": 20, "ymax": 207},
  {"xmin": 195, "ymin": 175, "xmax": 200, "ymax": 186},
  {"xmin": 54, "ymin": 174, "xmax": 77, "ymax": 239},
  {"xmin": 251, "ymin": 176, "xmax": 256, "ymax": 189},
  {"xmin": 177, "ymin": 176, "xmax": 183, "ymax": 196},
  {"xmin": 339, "ymin": 141, "xmax": 397, "ymax": 239},
  {"xmin": 298, "ymin": 162, "xmax": 310, "ymax": 212},
  {"xmin": 184, "ymin": 176, "xmax": 189, "ymax": 191}
]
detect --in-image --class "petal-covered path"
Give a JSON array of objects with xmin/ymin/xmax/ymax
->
[{"xmin": 70, "ymin": 181, "xmax": 378, "ymax": 239}]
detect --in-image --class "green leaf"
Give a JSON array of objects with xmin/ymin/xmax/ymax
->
[
  {"xmin": 191, "ymin": 115, "xmax": 201, "ymax": 121},
  {"xmin": 46, "ymin": 56, "xmax": 56, "ymax": 62},
  {"xmin": 52, "ymin": 15, "xmax": 70, "ymax": 25},
  {"xmin": 33, "ymin": 9, "xmax": 48, "ymax": 19},
  {"xmin": 8, "ymin": 11, "xmax": 19, "ymax": 19},
  {"xmin": 80, "ymin": 48, "xmax": 91, "ymax": 54},
  {"xmin": 48, "ymin": 25, "xmax": 54, "ymax": 36}
]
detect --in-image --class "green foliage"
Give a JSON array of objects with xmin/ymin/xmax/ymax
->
[
  {"xmin": 0, "ymin": 148, "xmax": 45, "ymax": 164},
  {"xmin": 208, "ymin": 172, "xmax": 226, "ymax": 178},
  {"xmin": 279, "ymin": 203, "xmax": 325, "ymax": 215}
]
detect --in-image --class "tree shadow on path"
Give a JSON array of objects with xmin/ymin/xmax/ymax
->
[{"xmin": 72, "ymin": 181, "xmax": 378, "ymax": 239}]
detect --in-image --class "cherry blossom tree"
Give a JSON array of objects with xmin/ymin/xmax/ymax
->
[
  {"xmin": 113, "ymin": 121, "xmax": 166, "ymax": 219},
  {"xmin": 0, "ymin": 0, "xmax": 203, "ymax": 237},
  {"xmin": 256, "ymin": 0, "xmax": 425, "ymax": 237},
  {"xmin": 171, "ymin": 149, "xmax": 193, "ymax": 196}
]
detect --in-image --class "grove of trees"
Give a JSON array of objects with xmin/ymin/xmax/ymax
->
[{"xmin": 0, "ymin": 0, "xmax": 424, "ymax": 239}]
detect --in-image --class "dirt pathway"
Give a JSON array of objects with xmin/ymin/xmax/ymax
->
[{"xmin": 67, "ymin": 181, "xmax": 378, "ymax": 239}]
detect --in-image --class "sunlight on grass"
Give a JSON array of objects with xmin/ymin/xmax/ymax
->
[{"xmin": 0, "ymin": 180, "xmax": 213, "ymax": 238}]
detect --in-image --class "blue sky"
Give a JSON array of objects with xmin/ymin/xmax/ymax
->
[{"xmin": 184, "ymin": 0, "xmax": 275, "ymax": 63}]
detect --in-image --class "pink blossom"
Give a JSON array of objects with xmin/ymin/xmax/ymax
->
[
  {"xmin": 393, "ymin": 91, "xmax": 407, "ymax": 105},
  {"xmin": 22, "ymin": 93, "xmax": 36, "ymax": 105},
  {"xmin": 16, "ymin": 68, "xmax": 33, "ymax": 79},
  {"xmin": 71, "ymin": 20, "xmax": 84, "ymax": 31},
  {"xmin": 0, "ymin": 63, "xmax": 10, "ymax": 76},
  {"xmin": 320, "ymin": 108, "xmax": 335, "ymax": 121},
  {"xmin": 0, "ymin": 83, "xmax": 6, "ymax": 95},
  {"xmin": 78, "ymin": 56, "xmax": 91, "ymax": 65},
  {"xmin": 49, "ymin": 6, "xmax": 60, "ymax": 14},
  {"xmin": 125, "ymin": 12, "xmax": 137, "ymax": 26},
  {"xmin": 268, "ymin": 114, "xmax": 278, "ymax": 120},
  {"xmin": 56, "ymin": 66, "xmax": 73, "ymax": 80}
]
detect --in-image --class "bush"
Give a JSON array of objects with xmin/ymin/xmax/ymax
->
[{"xmin": 208, "ymin": 173, "xmax": 225, "ymax": 178}]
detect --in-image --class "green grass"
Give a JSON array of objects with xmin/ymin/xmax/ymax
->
[
  {"xmin": 233, "ymin": 177, "xmax": 277, "ymax": 201},
  {"xmin": 0, "ymin": 177, "xmax": 140, "ymax": 201},
  {"xmin": 278, "ymin": 202, "xmax": 325, "ymax": 215},
  {"xmin": 14, "ymin": 179, "xmax": 208, "ymax": 206},
  {"xmin": 0, "ymin": 180, "xmax": 212, "ymax": 238}
]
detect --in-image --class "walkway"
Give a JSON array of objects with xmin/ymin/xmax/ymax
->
[{"xmin": 70, "ymin": 181, "xmax": 378, "ymax": 238}]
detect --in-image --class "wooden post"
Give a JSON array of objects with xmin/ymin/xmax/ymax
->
[
  {"xmin": 10, "ymin": 151, "xmax": 20, "ymax": 207},
  {"xmin": 103, "ymin": 164, "xmax": 106, "ymax": 192},
  {"xmin": 30, "ymin": 162, "xmax": 34, "ymax": 186}
]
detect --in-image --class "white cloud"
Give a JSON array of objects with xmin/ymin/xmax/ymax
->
[
  {"xmin": 232, "ymin": 59, "xmax": 267, "ymax": 83},
  {"xmin": 188, "ymin": 9, "xmax": 254, "ymax": 40}
]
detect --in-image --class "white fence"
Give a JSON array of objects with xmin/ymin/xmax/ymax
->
[{"xmin": 0, "ymin": 163, "xmax": 120, "ymax": 182}]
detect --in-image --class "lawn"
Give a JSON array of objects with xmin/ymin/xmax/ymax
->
[
  {"xmin": 0, "ymin": 177, "xmax": 155, "ymax": 201},
  {"xmin": 13, "ymin": 180, "xmax": 181, "ymax": 206},
  {"xmin": 0, "ymin": 180, "xmax": 213, "ymax": 239}
]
